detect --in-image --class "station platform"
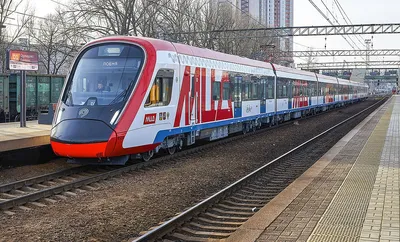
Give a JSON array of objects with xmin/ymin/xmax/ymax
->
[
  {"xmin": 226, "ymin": 95, "xmax": 399, "ymax": 242},
  {"xmin": 0, "ymin": 121, "xmax": 51, "ymax": 152}
]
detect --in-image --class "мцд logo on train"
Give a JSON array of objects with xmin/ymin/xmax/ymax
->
[{"xmin": 144, "ymin": 113, "xmax": 157, "ymax": 124}]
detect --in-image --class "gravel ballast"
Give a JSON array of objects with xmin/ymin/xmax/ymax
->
[
  {"xmin": 0, "ymin": 158, "xmax": 76, "ymax": 184},
  {"xmin": 0, "ymin": 99, "xmax": 383, "ymax": 241}
]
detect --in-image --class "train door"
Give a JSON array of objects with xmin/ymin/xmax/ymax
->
[
  {"xmin": 260, "ymin": 78, "xmax": 266, "ymax": 113},
  {"xmin": 186, "ymin": 67, "xmax": 199, "ymax": 146},
  {"xmin": 233, "ymin": 75, "xmax": 242, "ymax": 117},
  {"xmin": 190, "ymin": 69, "xmax": 198, "ymax": 125},
  {"xmin": 306, "ymin": 81, "xmax": 311, "ymax": 107}
]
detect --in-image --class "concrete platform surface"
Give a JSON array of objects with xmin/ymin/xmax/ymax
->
[
  {"xmin": 0, "ymin": 121, "xmax": 51, "ymax": 152},
  {"xmin": 226, "ymin": 95, "xmax": 399, "ymax": 242}
]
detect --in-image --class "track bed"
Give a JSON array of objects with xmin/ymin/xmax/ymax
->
[{"xmin": 0, "ymin": 99, "xmax": 384, "ymax": 241}]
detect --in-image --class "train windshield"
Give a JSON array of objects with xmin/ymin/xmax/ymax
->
[{"xmin": 63, "ymin": 43, "xmax": 144, "ymax": 106}]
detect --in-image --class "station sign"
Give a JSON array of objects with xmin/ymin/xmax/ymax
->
[{"xmin": 7, "ymin": 50, "xmax": 39, "ymax": 71}]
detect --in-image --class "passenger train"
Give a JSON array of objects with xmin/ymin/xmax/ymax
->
[{"xmin": 50, "ymin": 36, "xmax": 369, "ymax": 165}]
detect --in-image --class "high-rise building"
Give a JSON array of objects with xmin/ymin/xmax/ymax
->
[
  {"xmin": 216, "ymin": 0, "xmax": 266, "ymax": 25},
  {"xmin": 266, "ymin": 0, "xmax": 294, "ymax": 65},
  {"xmin": 213, "ymin": 0, "xmax": 294, "ymax": 65},
  {"xmin": 266, "ymin": 0, "xmax": 293, "ymax": 28}
]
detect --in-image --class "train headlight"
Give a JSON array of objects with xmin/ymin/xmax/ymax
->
[{"xmin": 110, "ymin": 110, "xmax": 120, "ymax": 125}]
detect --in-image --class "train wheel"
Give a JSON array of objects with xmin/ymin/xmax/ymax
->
[
  {"xmin": 141, "ymin": 150, "xmax": 154, "ymax": 162},
  {"xmin": 167, "ymin": 146, "xmax": 177, "ymax": 155},
  {"xmin": 242, "ymin": 124, "xmax": 248, "ymax": 134},
  {"xmin": 251, "ymin": 123, "xmax": 256, "ymax": 132}
]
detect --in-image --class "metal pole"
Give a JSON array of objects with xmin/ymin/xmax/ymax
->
[{"xmin": 20, "ymin": 70, "xmax": 26, "ymax": 127}]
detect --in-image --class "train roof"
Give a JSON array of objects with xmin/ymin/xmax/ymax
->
[
  {"xmin": 87, "ymin": 36, "xmax": 274, "ymax": 70},
  {"xmin": 316, "ymin": 73, "xmax": 338, "ymax": 84},
  {"xmin": 172, "ymin": 42, "xmax": 274, "ymax": 71},
  {"xmin": 85, "ymin": 36, "xmax": 368, "ymax": 86},
  {"xmin": 351, "ymin": 81, "xmax": 369, "ymax": 87},
  {"xmin": 273, "ymin": 64, "xmax": 317, "ymax": 82},
  {"xmin": 338, "ymin": 78, "xmax": 350, "ymax": 85}
]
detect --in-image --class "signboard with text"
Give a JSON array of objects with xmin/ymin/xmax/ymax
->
[{"xmin": 7, "ymin": 50, "xmax": 39, "ymax": 71}]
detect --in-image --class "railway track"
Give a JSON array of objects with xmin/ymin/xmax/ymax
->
[
  {"xmin": 0, "ymin": 99, "xmax": 385, "ymax": 213},
  {"xmin": 0, "ymin": 115, "xmax": 296, "ymax": 211},
  {"xmin": 132, "ymin": 97, "xmax": 389, "ymax": 242}
]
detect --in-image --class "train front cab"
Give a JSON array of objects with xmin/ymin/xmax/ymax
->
[{"xmin": 50, "ymin": 40, "xmax": 159, "ymax": 164}]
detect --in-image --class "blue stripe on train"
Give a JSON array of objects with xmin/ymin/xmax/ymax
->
[{"xmin": 152, "ymin": 98, "xmax": 363, "ymax": 143}]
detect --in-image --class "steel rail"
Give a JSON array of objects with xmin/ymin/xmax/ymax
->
[
  {"xmin": 133, "ymin": 97, "xmax": 388, "ymax": 242},
  {"xmin": 0, "ymin": 166, "xmax": 89, "ymax": 193},
  {"xmin": 0, "ymin": 113, "xmax": 296, "ymax": 210},
  {"xmin": 0, "ymin": 98, "xmax": 382, "ymax": 211}
]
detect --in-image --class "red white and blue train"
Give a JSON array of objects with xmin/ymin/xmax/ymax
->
[{"xmin": 50, "ymin": 36, "xmax": 368, "ymax": 165}]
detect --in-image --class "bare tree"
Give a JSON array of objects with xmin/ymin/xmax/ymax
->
[
  {"xmin": 61, "ymin": 0, "xmax": 275, "ymax": 62},
  {"xmin": 158, "ymin": 0, "xmax": 209, "ymax": 44},
  {"xmin": 28, "ymin": 12, "xmax": 80, "ymax": 74},
  {"xmin": 0, "ymin": 0, "xmax": 33, "ymax": 72},
  {"xmin": 68, "ymin": 0, "xmax": 144, "ymax": 36}
]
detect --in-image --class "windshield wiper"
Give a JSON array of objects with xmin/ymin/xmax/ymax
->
[
  {"xmin": 109, "ymin": 90, "xmax": 126, "ymax": 105},
  {"xmin": 109, "ymin": 80, "xmax": 135, "ymax": 105}
]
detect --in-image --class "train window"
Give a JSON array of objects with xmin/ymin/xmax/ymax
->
[
  {"xmin": 277, "ymin": 78, "xmax": 289, "ymax": 98},
  {"xmin": 213, "ymin": 82, "xmax": 221, "ymax": 100},
  {"xmin": 329, "ymin": 84, "xmax": 333, "ymax": 95},
  {"xmin": 249, "ymin": 76, "xmax": 260, "ymax": 100},
  {"xmin": 241, "ymin": 75, "xmax": 250, "ymax": 101},
  {"xmin": 252, "ymin": 82, "xmax": 259, "ymax": 99},
  {"xmin": 282, "ymin": 85, "xmax": 287, "ymax": 97},
  {"xmin": 242, "ymin": 82, "xmax": 259, "ymax": 101},
  {"xmin": 242, "ymin": 83, "xmax": 249, "ymax": 100},
  {"xmin": 293, "ymin": 80, "xmax": 303, "ymax": 96},
  {"xmin": 266, "ymin": 77, "xmax": 274, "ymax": 99},
  {"xmin": 319, "ymin": 83, "xmax": 325, "ymax": 96},
  {"xmin": 306, "ymin": 81, "xmax": 311, "ymax": 96},
  {"xmin": 310, "ymin": 82, "xmax": 317, "ymax": 96},
  {"xmin": 144, "ymin": 69, "xmax": 174, "ymax": 107},
  {"xmin": 223, "ymin": 83, "xmax": 230, "ymax": 100},
  {"xmin": 63, "ymin": 43, "xmax": 144, "ymax": 106}
]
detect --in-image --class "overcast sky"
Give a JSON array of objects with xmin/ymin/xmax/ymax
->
[
  {"xmin": 293, "ymin": 0, "xmax": 400, "ymax": 65},
  {"xmin": 30, "ymin": 0, "xmax": 400, "ymax": 65}
]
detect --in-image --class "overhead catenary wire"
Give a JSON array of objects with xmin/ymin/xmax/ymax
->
[
  {"xmin": 308, "ymin": 0, "xmax": 366, "ymax": 63},
  {"xmin": 319, "ymin": 0, "xmax": 362, "ymax": 50},
  {"xmin": 222, "ymin": 0, "xmax": 315, "ymax": 65},
  {"xmin": 309, "ymin": 0, "xmax": 360, "ymax": 52},
  {"xmin": 333, "ymin": 0, "xmax": 365, "ymax": 47}
]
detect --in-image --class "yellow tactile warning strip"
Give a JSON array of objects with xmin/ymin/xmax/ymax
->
[
  {"xmin": 359, "ymin": 96, "xmax": 400, "ymax": 242},
  {"xmin": 0, "ymin": 121, "xmax": 51, "ymax": 152},
  {"xmin": 308, "ymin": 97, "xmax": 396, "ymax": 241},
  {"xmin": 225, "ymin": 98, "xmax": 392, "ymax": 242}
]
